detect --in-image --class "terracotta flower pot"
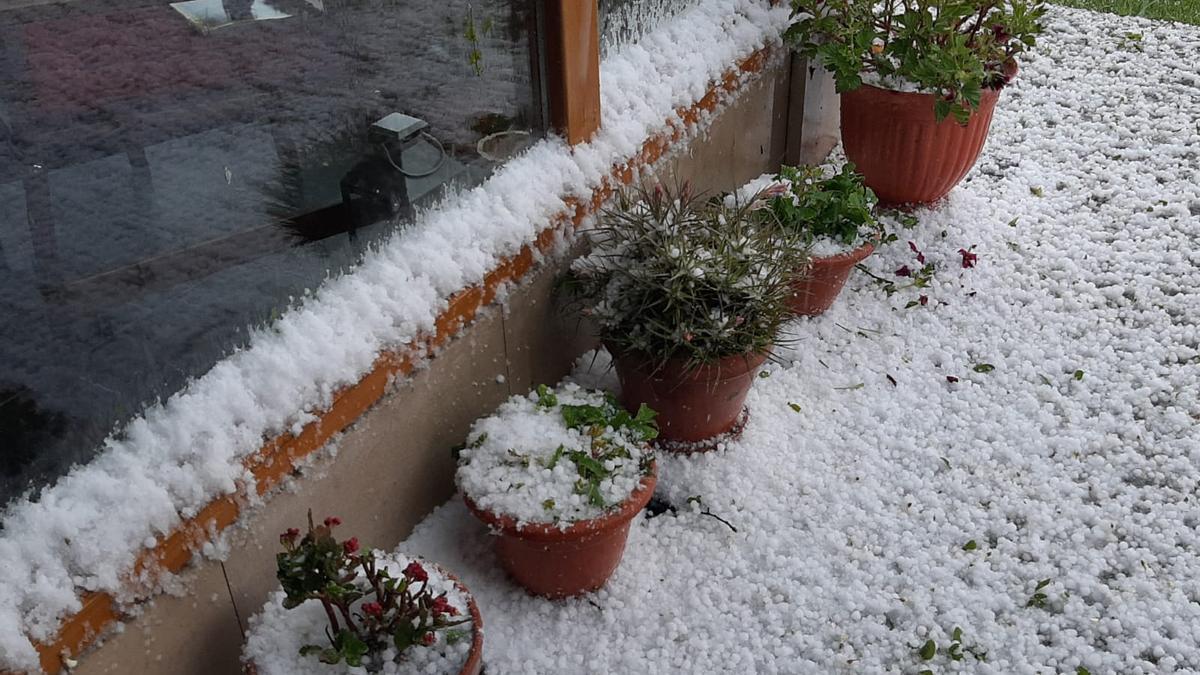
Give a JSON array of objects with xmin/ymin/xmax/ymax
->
[
  {"xmin": 612, "ymin": 349, "xmax": 768, "ymax": 446},
  {"xmin": 464, "ymin": 467, "xmax": 656, "ymax": 599},
  {"xmin": 790, "ymin": 240, "xmax": 876, "ymax": 316},
  {"xmin": 840, "ymin": 83, "xmax": 1005, "ymax": 207},
  {"xmin": 447, "ymin": 568, "xmax": 485, "ymax": 675}
]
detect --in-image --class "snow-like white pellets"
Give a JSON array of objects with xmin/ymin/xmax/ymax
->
[{"xmin": 396, "ymin": 7, "xmax": 1200, "ymax": 674}]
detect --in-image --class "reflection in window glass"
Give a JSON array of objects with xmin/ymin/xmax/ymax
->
[
  {"xmin": 0, "ymin": 0, "xmax": 542, "ymax": 503},
  {"xmin": 599, "ymin": 0, "xmax": 699, "ymax": 57}
]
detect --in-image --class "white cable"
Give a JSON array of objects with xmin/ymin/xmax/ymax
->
[{"xmin": 381, "ymin": 131, "xmax": 446, "ymax": 178}]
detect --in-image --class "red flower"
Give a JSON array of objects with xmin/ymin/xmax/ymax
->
[
  {"xmin": 279, "ymin": 528, "xmax": 300, "ymax": 545},
  {"xmin": 403, "ymin": 561, "xmax": 428, "ymax": 583},
  {"xmin": 361, "ymin": 602, "xmax": 383, "ymax": 618},
  {"xmin": 895, "ymin": 265, "xmax": 912, "ymax": 277},
  {"xmin": 946, "ymin": 376, "xmax": 960, "ymax": 383},
  {"xmin": 343, "ymin": 537, "xmax": 359, "ymax": 555},
  {"xmin": 431, "ymin": 596, "xmax": 459, "ymax": 618},
  {"xmin": 958, "ymin": 248, "xmax": 978, "ymax": 269},
  {"xmin": 421, "ymin": 633, "xmax": 436, "ymax": 646},
  {"xmin": 908, "ymin": 241, "xmax": 926, "ymax": 264},
  {"xmin": 919, "ymin": 295, "xmax": 929, "ymax": 306},
  {"xmin": 323, "ymin": 516, "xmax": 342, "ymax": 528}
]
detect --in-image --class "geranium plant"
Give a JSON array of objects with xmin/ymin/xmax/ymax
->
[
  {"xmin": 786, "ymin": 0, "xmax": 1046, "ymax": 122},
  {"xmin": 567, "ymin": 180, "xmax": 807, "ymax": 371},
  {"xmin": 275, "ymin": 512, "xmax": 468, "ymax": 668},
  {"xmin": 759, "ymin": 164, "xmax": 879, "ymax": 249}
]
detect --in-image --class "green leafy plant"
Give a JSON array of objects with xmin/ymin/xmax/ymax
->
[
  {"xmin": 759, "ymin": 164, "xmax": 880, "ymax": 247},
  {"xmin": 567, "ymin": 179, "xmax": 808, "ymax": 372},
  {"xmin": 785, "ymin": 0, "xmax": 1047, "ymax": 122},
  {"xmin": 463, "ymin": 4, "xmax": 494, "ymax": 76},
  {"xmin": 276, "ymin": 512, "xmax": 468, "ymax": 667},
  {"xmin": 533, "ymin": 385, "xmax": 657, "ymax": 508}
]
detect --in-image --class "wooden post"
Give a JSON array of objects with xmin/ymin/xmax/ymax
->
[{"xmin": 543, "ymin": 0, "xmax": 601, "ymax": 144}]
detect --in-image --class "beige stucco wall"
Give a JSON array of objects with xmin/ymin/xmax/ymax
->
[{"xmin": 72, "ymin": 54, "xmax": 797, "ymax": 675}]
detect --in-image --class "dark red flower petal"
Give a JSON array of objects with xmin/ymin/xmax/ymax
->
[
  {"xmin": 895, "ymin": 265, "xmax": 912, "ymax": 277},
  {"xmin": 403, "ymin": 561, "xmax": 429, "ymax": 583}
]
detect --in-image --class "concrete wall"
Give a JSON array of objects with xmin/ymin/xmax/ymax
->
[{"xmin": 72, "ymin": 54, "xmax": 795, "ymax": 675}]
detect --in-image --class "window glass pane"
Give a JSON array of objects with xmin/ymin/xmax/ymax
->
[
  {"xmin": 0, "ymin": 0, "xmax": 542, "ymax": 503},
  {"xmin": 599, "ymin": 0, "xmax": 699, "ymax": 57}
]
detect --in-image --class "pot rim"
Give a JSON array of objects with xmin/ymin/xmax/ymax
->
[
  {"xmin": 808, "ymin": 237, "xmax": 878, "ymax": 266},
  {"xmin": 464, "ymin": 464, "xmax": 657, "ymax": 542},
  {"xmin": 606, "ymin": 345, "xmax": 771, "ymax": 380},
  {"xmin": 438, "ymin": 565, "xmax": 485, "ymax": 675}
]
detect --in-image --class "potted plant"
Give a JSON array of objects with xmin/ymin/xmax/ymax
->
[
  {"xmin": 457, "ymin": 383, "xmax": 657, "ymax": 598},
  {"xmin": 567, "ymin": 181, "xmax": 806, "ymax": 450},
  {"xmin": 786, "ymin": 0, "xmax": 1046, "ymax": 205},
  {"xmin": 243, "ymin": 513, "xmax": 483, "ymax": 675},
  {"xmin": 756, "ymin": 164, "xmax": 880, "ymax": 315}
]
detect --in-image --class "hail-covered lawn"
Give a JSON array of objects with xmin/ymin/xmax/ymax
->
[{"xmin": 400, "ymin": 7, "xmax": 1200, "ymax": 674}]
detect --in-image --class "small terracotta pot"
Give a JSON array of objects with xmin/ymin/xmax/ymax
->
[
  {"xmin": 445, "ymin": 567, "xmax": 485, "ymax": 675},
  {"xmin": 611, "ymin": 349, "xmax": 769, "ymax": 445},
  {"xmin": 465, "ymin": 467, "xmax": 656, "ymax": 599},
  {"xmin": 840, "ymin": 82, "xmax": 1006, "ymax": 206},
  {"xmin": 790, "ymin": 240, "xmax": 876, "ymax": 316}
]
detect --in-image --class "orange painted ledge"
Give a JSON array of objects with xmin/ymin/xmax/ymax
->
[{"xmin": 20, "ymin": 43, "xmax": 776, "ymax": 675}]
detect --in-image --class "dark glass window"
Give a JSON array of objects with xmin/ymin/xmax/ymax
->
[
  {"xmin": 598, "ymin": 0, "xmax": 698, "ymax": 56},
  {"xmin": 0, "ymin": 0, "xmax": 543, "ymax": 503}
]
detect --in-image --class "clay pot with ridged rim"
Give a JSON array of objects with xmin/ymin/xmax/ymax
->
[
  {"xmin": 840, "ymin": 77, "xmax": 1011, "ymax": 207},
  {"xmin": 790, "ymin": 239, "xmax": 877, "ymax": 316},
  {"xmin": 611, "ymin": 348, "xmax": 768, "ymax": 447},
  {"xmin": 465, "ymin": 466, "xmax": 656, "ymax": 599}
]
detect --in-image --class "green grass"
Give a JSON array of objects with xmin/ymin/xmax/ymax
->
[{"xmin": 1051, "ymin": 0, "xmax": 1200, "ymax": 25}]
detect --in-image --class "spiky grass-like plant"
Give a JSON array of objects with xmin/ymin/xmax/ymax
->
[{"xmin": 569, "ymin": 180, "xmax": 808, "ymax": 372}]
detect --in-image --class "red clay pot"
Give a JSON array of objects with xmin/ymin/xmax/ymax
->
[
  {"xmin": 445, "ymin": 567, "xmax": 485, "ymax": 675},
  {"xmin": 612, "ymin": 349, "xmax": 768, "ymax": 445},
  {"xmin": 790, "ymin": 240, "xmax": 876, "ymax": 316},
  {"xmin": 840, "ymin": 82, "xmax": 1005, "ymax": 207},
  {"xmin": 464, "ymin": 467, "xmax": 656, "ymax": 599}
]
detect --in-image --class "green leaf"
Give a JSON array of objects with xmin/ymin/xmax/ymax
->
[
  {"xmin": 1008, "ymin": 217, "xmax": 1019, "ymax": 227},
  {"xmin": 1077, "ymin": 668, "xmax": 1091, "ymax": 675},
  {"xmin": 560, "ymin": 403, "xmax": 609, "ymax": 430},
  {"xmin": 962, "ymin": 540, "xmax": 977, "ymax": 551},
  {"xmin": 542, "ymin": 498, "xmax": 556, "ymax": 510},
  {"xmin": 759, "ymin": 370, "xmax": 770, "ymax": 379},
  {"xmin": 1030, "ymin": 186, "xmax": 1044, "ymax": 197},
  {"xmin": 1073, "ymin": 370, "xmax": 1085, "ymax": 381},
  {"xmin": 919, "ymin": 639, "xmax": 937, "ymax": 660},
  {"xmin": 973, "ymin": 364, "xmax": 995, "ymax": 373},
  {"xmin": 535, "ymin": 384, "xmax": 558, "ymax": 408},
  {"xmin": 951, "ymin": 626, "xmax": 963, "ymax": 643},
  {"xmin": 788, "ymin": 402, "xmax": 802, "ymax": 413}
]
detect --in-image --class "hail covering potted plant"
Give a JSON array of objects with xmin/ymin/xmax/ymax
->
[
  {"xmin": 786, "ymin": 0, "xmax": 1046, "ymax": 205},
  {"xmin": 753, "ymin": 164, "xmax": 880, "ymax": 315},
  {"xmin": 457, "ymin": 383, "xmax": 657, "ymax": 598},
  {"xmin": 243, "ymin": 513, "xmax": 483, "ymax": 675},
  {"xmin": 568, "ymin": 181, "xmax": 806, "ymax": 450}
]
